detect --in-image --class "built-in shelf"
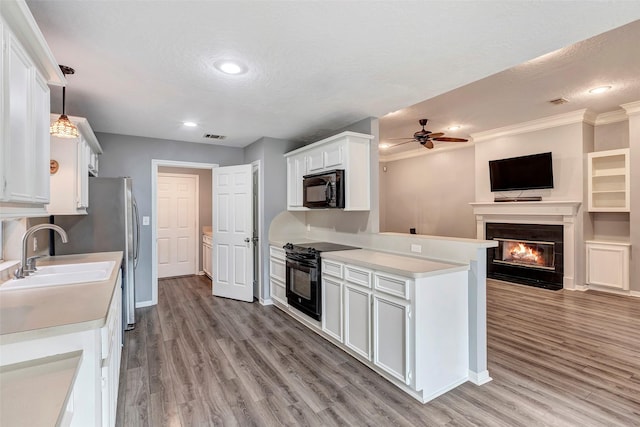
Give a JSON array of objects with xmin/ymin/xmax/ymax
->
[{"xmin": 588, "ymin": 149, "xmax": 630, "ymax": 212}]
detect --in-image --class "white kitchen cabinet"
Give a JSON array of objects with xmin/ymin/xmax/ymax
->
[
  {"xmin": 344, "ymin": 283, "xmax": 372, "ymax": 360},
  {"xmin": 269, "ymin": 245, "xmax": 287, "ymax": 306},
  {"xmin": 0, "ymin": 273, "xmax": 123, "ymax": 426},
  {"xmin": 48, "ymin": 115, "xmax": 102, "ymax": 215},
  {"xmin": 373, "ymin": 294, "xmax": 411, "ymax": 384},
  {"xmin": 585, "ymin": 240, "xmax": 630, "ymax": 291},
  {"xmin": 286, "ymin": 155, "xmax": 307, "ymax": 209},
  {"xmin": 321, "ymin": 276, "xmax": 343, "ymax": 342},
  {"xmin": 284, "ymin": 131, "xmax": 373, "ymax": 211},
  {"xmin": 202, "ymin": 234, "xmax": 212, "ymax": 278},
  {"xmin": 0, "ymin": 1, "xmax": 64, "ymax": 218},
  {"xmin": 587, "ymin": 148, "xmax": 630, "ymax": 212}
]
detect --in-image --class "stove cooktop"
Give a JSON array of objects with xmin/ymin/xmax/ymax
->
[{"xmin": 287, "ymin": 241, "xmax": 360, "ymax": 253}]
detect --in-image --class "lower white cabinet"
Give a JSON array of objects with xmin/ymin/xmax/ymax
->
[
  {"xmin": 585, "ymin": 240, "xmax": 631, "ymax": 290},
  {"xmin": 321, "ymin": 276, "xmax": 343, "ymax": 342},
  {"xmin": 0, "ymin": 274, "xmax": 123, "ymax": 426},
  {"xmin": 344, "ymin": 283, "xmax": 372, "ymax": 360},
  {"xmin": 373, "ymin": 294, "xmax": 411, "ymax": 384},
  {"xmin": 269, "ymin": 246, "xmax": 287, "ymax": 306},
  {"xmin": 202, "ymin": 234, "xmax": 212, "ymax": 278}
]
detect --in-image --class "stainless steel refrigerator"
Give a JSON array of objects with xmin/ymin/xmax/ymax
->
[{"xmin": 52, "ymin": 177, "xmax": 139, "ymax": 330}]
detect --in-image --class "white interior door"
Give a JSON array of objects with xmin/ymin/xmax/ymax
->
[
  {"xmin": 212, "ymin": 164, "xmax": 254, "ymax": 302},
  {"xmin": 157, "ymin": 173, "xmax": 198, "ymax": 278}
]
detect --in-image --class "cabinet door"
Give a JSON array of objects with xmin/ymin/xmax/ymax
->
[
  {"xmin": 203, "ymin": 243, "xmax": 212, "ymax": 277},
  {"xmin": 322, "ymin": 276, "xmax": 343, "ymax": 342},
  {"xmin": 323, "ymin": 142, "xmax": 343, "ymax": 169},
  {"xmin": 32, "ymin": 73, "xmax": 50, "ymax": 203},
  {"xmin": 307, "ymin": 150, "xmax": 324, "ymax": 172},
  {"xmin": 287, "ymin": 155, "xmax": 306, "ymax": 208},
  {"xmin": 76, "ymin": 138, "xmax": 90, "ymax": 208},
  {"xmin": 2, "ymin": 31, "xmax": 33, "ymax": 202},
  {"xmin": 373, "ymin": 294, "xmax": 411, "ymax": 384},
  {"xmin": 344, "ymin": 284, "xmax": 371, "ymax": 360}
]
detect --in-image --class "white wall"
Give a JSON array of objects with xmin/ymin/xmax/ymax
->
[
  {"xmin": 474, "ymin": 122, "xmax": 585, "ymax": 202},
  {"xmin": 380, "ymin": 145, "xmax": 476, "ymax": 238}
]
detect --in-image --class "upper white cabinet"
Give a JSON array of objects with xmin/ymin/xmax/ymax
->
[
  {"xmin": 587, "ymin": 148, "xmax": 630, "ymax": 212},
  {"xmin": 0, "ymin": 0, "xmax": 65, "ymax": 218},
  {"xmin": 285, "ymin": 131, "xmax": 373, "ymax": 211},
  {"xmin": 48, "ymin": 115, "xmax": 102, "ymax": 215}
]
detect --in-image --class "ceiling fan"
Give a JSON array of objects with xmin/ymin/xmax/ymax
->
[{"xmin": 388, "ymin": 119, "xmax": 469, "ymax": 149}]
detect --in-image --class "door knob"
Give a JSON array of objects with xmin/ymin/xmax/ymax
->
[{"xmin": 244, "ymin": 238, "xmax": 250, "ymax": 243}]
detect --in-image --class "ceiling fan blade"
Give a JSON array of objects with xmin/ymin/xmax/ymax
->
[
  {"xmin": 387, "ymin": 139, "xmax": 415, "ymax": 148},
  {"xmin": 432, "ymin": 137, "xmax": 469, "ymax": 142},
  {"xmin": 428, "ymin": 132, "xmax": 445, "ymax": 139},
  {"xmin": 386, "ymin": 137, "xmax": 416, "ymax": 141},
  {"xmin": 423, "ymin": 140, "xmax": 434, "ymax": 149}
]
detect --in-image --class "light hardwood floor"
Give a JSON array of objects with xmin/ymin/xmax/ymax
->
[{"xmin": 116, "ymin": 276, "xmax": 640, "ymax": 426}]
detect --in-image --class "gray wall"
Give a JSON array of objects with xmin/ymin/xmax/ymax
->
[
  {"xmin": 243, "ymin": 137, "xmax": 305, "ymax": 301},
  {"xmin": 96, "ymin": 132, "xmax": 243, "ymax": 303},
  {"xmin": 157, "ymin": 166, "xmax": 212, "ymax": 272},
  {"xmin": 380, "ymin": 145, "xmax": 476, "ymax": 238}
]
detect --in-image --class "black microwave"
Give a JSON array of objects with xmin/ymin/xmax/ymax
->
[{"xmin": 303, "ymin": 169, "xmax": 345, "ymax": 209}]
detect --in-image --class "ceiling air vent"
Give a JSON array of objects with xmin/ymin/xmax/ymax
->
[
  {"xmin": 549, "ymin": 97, "xmax": 569, "ymax": 105},
  {"xmin": 203, "ymin": 134, "xmax": 226, "ymax": 140}
]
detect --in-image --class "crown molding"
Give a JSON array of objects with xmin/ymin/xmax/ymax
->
[
  {"xmin": 594, "ymin": 109, "xmax": 628, "ymax": 125},
  {"xmin": 379, "ymin": 141, "xmax": 474, "ymax": 163},
  {"xmin": 470, "ymin": 109, "xmax": 594, "ymax": 143},
  {"xmin": 621, "ymin": 100, "xmax": 640, "ymax": 116}
]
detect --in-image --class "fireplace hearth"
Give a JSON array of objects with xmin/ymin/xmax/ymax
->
[{"xmin": 486, "ymin": 223, "xmax": 564, "ymax": 290}]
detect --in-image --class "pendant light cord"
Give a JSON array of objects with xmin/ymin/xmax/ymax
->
[{"xmin": 61, "ymin": 86, "xmax": 66, "ymax": 115}]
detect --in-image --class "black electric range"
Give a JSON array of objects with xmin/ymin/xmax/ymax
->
[{"xmin": 283, "ymin": 241, "xmax": 359, "ymax": 320}]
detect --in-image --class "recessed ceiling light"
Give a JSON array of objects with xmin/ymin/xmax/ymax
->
[
  {"xmin": 448, "ymin": 125, "xmax": 461, "ymax": 131},
  {"xmin": 214, "ymin": 60, "xmax": 247, "ymax": 75},
  {"xmin": 589, "ymin": 85, "xmax": 612, "ymax": 94},
  {"xmin": 380, "ymin": 143, "xmax": 390, "ymax": 149},
  {"xmin": 183, "ymin": 121, "xmax": 197, "ymax": 127}
]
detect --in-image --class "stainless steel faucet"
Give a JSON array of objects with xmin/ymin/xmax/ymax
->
[{"xmin": 14, "ymin": 224, "xmax": 69, "ymax": 279}]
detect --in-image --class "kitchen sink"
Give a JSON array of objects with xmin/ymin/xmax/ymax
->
[{"xmin": 0, "ymin": 261, "xmax": 115, "ymax": 291}]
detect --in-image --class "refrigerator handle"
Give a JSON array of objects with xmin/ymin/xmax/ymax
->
[{"xmin": 133, "ymin": 197, "xmax": 140, "ymax": 268}]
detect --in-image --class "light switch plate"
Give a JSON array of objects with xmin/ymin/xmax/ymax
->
[
  {"xmin": 142, "ymin": 216, "xmax": 150, "ymax": 226},
  {"xmin": 410, "ymin": 244, "xmax": 422, "ymax": 253}
]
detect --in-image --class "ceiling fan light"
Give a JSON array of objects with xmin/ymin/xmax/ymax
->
[{"xmin": 50, "ymin": 114, "xmax": 79, "ymax": 138}]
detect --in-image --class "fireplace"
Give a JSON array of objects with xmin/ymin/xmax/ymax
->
[{"xmin": 486, "ymin": 223, "xmax": 564, "ymax": 290}]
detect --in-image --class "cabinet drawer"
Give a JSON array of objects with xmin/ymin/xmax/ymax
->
[
  {"xmin": 322, "ymin": 260, "xmax": 343, "ymax": 279},
  {"xmin": 374, "ymin": 272, "xmax": 410, "ymax": 300},
  {"xmin": 345, "ymin": 265, "xmax": 372, "ymax": 288},
  {"xmin": 202, "ymin": 234, "xmax": 212, "ymax": 245},
  {"xmin": 270, "ymin": 258, "xmax": 286, "ymax": 282},
  {"xmin": 270, "ymin": 246, "xmax": 285, "ymax": 261}
]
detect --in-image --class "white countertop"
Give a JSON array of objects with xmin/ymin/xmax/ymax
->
[
  {"xmin": 0, "ymin": 252, "xmax": 123, "ymax": 344},
  {"xmin": 321, "ymin": 249, "xmax": 469, "ymax": 278},
  {"xmin": 0, "ymin": 351, "xmax": 82, "ymax": 427}
]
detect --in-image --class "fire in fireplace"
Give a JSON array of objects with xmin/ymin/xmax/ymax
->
[{"xmin": 486, "ymin": 223, "xmax": 563, "ymax": 290}]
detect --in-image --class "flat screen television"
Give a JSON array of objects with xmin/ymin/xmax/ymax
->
[{"xmin": 489, "ymin": 152, "xmax": 554, "ymax": 192}]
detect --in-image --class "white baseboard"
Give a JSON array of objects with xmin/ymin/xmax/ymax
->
[
  {"xmin": 572, "ymin": 284, "xmax": 589, "ymax": 292},
  {"xmin": 260, "ymin": 298, "xmax": 274, "ymax": 306},
  {"xmin": 630, "ymin": 290, "xmax": 640, "ymax": 298},
  {"xmin": 135, "ymin": 300, "xmax": 155, "ymax": 308},
  {"xmin": 468, "ymin": 370, "xmax": 492, "ymax": 385}
]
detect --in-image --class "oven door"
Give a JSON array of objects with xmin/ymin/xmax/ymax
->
[{"xmin": 285, "ymin": 256, "xmax": 321, "ymax": 320}]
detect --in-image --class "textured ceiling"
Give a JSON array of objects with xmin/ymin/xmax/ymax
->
[{"xmin": 27, "ymin": 1, "xmax": 640, "ymax": 149}]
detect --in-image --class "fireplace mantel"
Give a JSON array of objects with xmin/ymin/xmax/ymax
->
[
  {"xmin": 470, "ymin": 201, "xmax": 582, "ymax": 217},
  {"xmin": 470, "ymin": 200, "xmax": 583, "ymax": 290}
]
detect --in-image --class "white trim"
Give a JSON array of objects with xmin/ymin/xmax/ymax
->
[
  {"xmin": 151, "ymin": 159, "xmax": 218, "ymax": 306},
  {"xmin": 595, "ymin": 109, "xmax": 628, "ymax": 126},
  {"xmin": 467, "ymin": 370, "xmax": 492, "ymax": 385},
  {"xmin": 284, "ymin": 131, "xmax": 373, "ymax": 157},
  {"xmin": 251, "ymin": 160, "xmax": 264, "ymax": 301},
  {"xmin": 630, "ymin": 290, "xmax": 640, "ymax": 298},
  {"xmin": 157, "ymin": 171, "xmax": 200, "ymax": 277},
  {"xmin": 379, "ymin": 141, "xmax": 474, "ymax": 163},
  {"xmin": 470, "ymin": 109, "xmax": 594, "ymax": 143},
  {"xmin": 135, "ymin": 299, "xmax": 154, "ymax": 308},
  {"xmin": 621, "ymin": 100, "xmax": 640, "ymax": 116},
  {"xmin": 260, "ymin": 298, "xmax": 274, "ymax": 306}
]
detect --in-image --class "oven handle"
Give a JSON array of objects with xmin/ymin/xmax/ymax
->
[
  {"xmin": 325, "ymin": 181, "xmax": 333, "ymax": 203},
  {"xmin": 286, "ymin": 257, "xmax": 316, "ymax": 268}
]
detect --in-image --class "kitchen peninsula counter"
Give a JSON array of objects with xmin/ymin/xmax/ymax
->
[
  {"xmin": 321, "ymin": 249, "xmax": 469, "ymax": 278},
  {"xmin": 0, "ymin": 251, "xmax": 123, "ymax": 344}
]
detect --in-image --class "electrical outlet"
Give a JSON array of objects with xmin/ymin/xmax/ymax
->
[
  {"xmin": 33, "ymin": 237, "xmax": 38, "ymax": 252},
  {"xmin": 142, "ymin": 216, "xmax": 150, "ymax": 226},
  {"xmin": 410, "ymin": 244, "xmax": 422, "ymax": 253}
]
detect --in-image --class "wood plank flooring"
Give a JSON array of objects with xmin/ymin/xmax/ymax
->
[{"xmin": 116, "ymin": 276, "xmax": 640, "ymax": 426}]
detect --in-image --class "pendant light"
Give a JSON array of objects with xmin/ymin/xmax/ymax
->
[{"xmin": 50, "ymin": 65, "xmax": 79, "ymax": 138}]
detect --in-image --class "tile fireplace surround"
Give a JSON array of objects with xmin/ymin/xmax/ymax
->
[{"xmin": 470, "ymin": 201, "xmax": 582, "ymax": 290}]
